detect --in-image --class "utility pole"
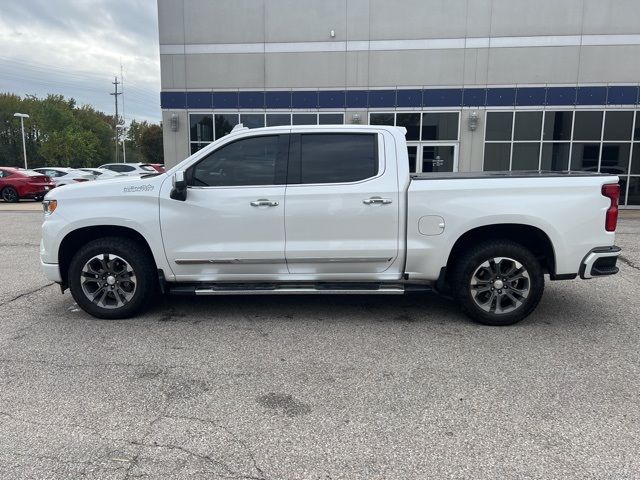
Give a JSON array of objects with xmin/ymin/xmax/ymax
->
[
  {"xmin": 110, "ymin": 76, "xmax": 122, "ymax": 162},
  {"xmin": 120, "ymin": 63, "xmax": 127, "ymax": 163}
]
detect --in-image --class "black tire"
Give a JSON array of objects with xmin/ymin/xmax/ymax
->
[
  {"xmin": 68, "ymin": 237, "xmax": 156, "ymax": 319},
  {"xmin": 1, "ymin": 187, "xmax": 19, "ymax": 203},
  {"xmin": 451, "ymin": 240, "xmax": 544, "ymax": 326}
]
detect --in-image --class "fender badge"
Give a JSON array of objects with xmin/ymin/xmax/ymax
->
[{"xmin": 123, "ymin": 184, "xmax": 154, "ymax": 193}]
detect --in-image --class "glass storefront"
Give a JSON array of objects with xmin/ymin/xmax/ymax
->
[
  {"xmin": 484, "ymin": 109, "xmax": 639, "ymax": 205},
  {"xmin": 187, "ymin": 108, "xmax": 637, "ymax": 205}
]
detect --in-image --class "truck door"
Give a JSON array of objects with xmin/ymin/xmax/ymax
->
[
  {"xmin": 159, "ymin": 133, "xmax": 289, "ymax": 281},
  {"xmin": 284, "ymin": 130, "xmax": 401, "ymax": 278}
]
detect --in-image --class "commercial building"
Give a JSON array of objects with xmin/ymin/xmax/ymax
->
[{"xmin": 158, "ymin": 0, "xmax": 640, "ymax": 206}]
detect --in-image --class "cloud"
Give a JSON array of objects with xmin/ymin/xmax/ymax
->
[{"xmin": 0, "ymin": 0, "xmax": 161, "ymax": 122}]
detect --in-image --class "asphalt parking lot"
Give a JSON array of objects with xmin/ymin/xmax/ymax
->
[{"xmin": 1, "ymin": 205, "xmax": 639, "ymax": 480}]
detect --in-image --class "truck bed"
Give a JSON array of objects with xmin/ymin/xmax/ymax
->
[{"xmin": 405, "ymin": 169, "xmax": 618, "ymax": 281}]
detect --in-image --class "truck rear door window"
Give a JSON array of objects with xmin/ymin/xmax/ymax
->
[{"xmin": 299, "ymin": 134, "xmax": 378, "ymax": 184}]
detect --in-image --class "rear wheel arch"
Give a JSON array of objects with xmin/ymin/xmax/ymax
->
[
  {"xmin": 59, "ymin": 226, "xmax": 157, "ymax": 288},
  {"xmin": 445, "ymin": 224, "xmax": 556, "ymax": 278}
]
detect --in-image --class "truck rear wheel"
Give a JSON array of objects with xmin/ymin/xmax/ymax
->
[
  {"xmin": 68, "ymin": 237, "xmax": 156, "ymax": 319},
  {"xmin": 451, "ymin": 240, "xmax": 544, "ymax": 326}
]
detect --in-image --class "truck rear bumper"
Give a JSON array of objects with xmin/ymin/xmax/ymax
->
[
  {"xmin": 579, "ymin": 246, "xmax": 621, "ymax": 279},
  {"xmin": 41, "ymin": 261, "xmax": 62, "ymax": 283}
]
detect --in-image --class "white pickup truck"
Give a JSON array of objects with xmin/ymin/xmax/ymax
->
[{"xmin": 40, "ymin": 124, "xmax": 621, "ymax": 325}]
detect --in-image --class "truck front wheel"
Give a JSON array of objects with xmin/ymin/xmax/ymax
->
[
  {"xmin": 451, "ymin": 240, "xmax": 544, "ymax": 326},
  {"xmin": 68, "ymin": 237, "xmax": 156, "ymax": 319}
]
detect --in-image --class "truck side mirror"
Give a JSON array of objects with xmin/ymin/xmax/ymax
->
[{"xmin": 170, "ymin": 170, "xmax": 187, "ymax": 201}]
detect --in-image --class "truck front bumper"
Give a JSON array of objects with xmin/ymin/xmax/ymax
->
[
  {"xmin": 41, "ymin": 261, "xmax": 62, "ymax": 283},
  {"xmin": 579, "ymin": 246, "xmax": 621, "ymax": 279}
]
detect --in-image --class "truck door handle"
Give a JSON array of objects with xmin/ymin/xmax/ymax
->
[
  {"xmin": 250, "ymin": 199, "xmax": 279, "ymax": 207},
  {"xmin": 363, "ymin": 197, "xmax": 392, "ymax": 205}
]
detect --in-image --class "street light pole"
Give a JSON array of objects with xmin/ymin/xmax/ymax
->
[
  {"xmin": 117, "ymin": 125, "xmax": 127, "ymax": 163},
  {"xmin": 13, "ymin": 113, "xmax": 30, "ymax": 169}
]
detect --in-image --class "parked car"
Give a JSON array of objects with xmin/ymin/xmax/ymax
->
[
  {"xmin": 77, "ymin": 168, "xmax": 126, "ymax": 179},
  {"xmin": 41, "ymin": 124, "xmax": 621, "ymax": 325},
  {"xmin": 0, "ymin": 167, "xmax": 55, "ymax": 202},
  {"xmin": 98, "ymin": 163, "xmax": 158, "ymax": 176},
  {"xmin": 33, "ymin": 168, "xmax": 94, "ymax": 186}
]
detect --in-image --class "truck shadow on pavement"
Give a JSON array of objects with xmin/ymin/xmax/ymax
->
[{"xmin": 147, "ymin": 291, "xmax": 469, "ymax": 326}]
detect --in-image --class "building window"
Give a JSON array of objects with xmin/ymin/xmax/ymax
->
[
  {"xmin": 484, "ymin": 109, "xmax": 639, "ymax": 206},
  {"xmin": 422, "ymin": 112, "xmax": 459, "ymax": 141},
  {"xmin": 215, "ymin": 113, "xmax": 239, "ymax": 139},
  {"xmin": 266, "ymin": 113, "xmax": 291, "ymax": 127},
  {"xmin": 188, "ymin": 112, "xmax": 345, "ymax": 152},
  {"xmin": 483, "ymin": 143, "xmax": 511, "ymax": 171},
  {"xmin": 293, "ymin": 113, "xmax": 318, "ymax": 125},
  {"xmin": 369, "ymin": 111, "xmax": 460, "ymax": 174},
  {"xmin": 540, "ymin": 143, "xmax": 570, "ymax": 171},
  {"xmin": 190, "ymin": 114, "xmax": 213, "ymax": 143},
  {"xmin": 370, "ymin": 113, "xmax": 394, "ymax": 127},
  {"xmin": 370, "ymin": 112, "xmax": 460, "ymax": 143},
  {"xmin": 318, "ymin": 113, "xmax": 344, "ymax": 125},
  {"xmin": 396, "ymin": 113, "xmax": 420, "ymax": 141},
  {"xmin": 240, "ymin": 114, "xmax": 265, "ymax": 129}
]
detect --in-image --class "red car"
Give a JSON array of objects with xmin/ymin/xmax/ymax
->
[
  {"xmin": 0, "ymin": 167, "xmax": 55, "ymax": 202},
  {"xmin": 148, "ymin": 163, "xmax": 165, "ymax": 173}
]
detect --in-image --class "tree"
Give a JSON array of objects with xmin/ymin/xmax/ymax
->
[
  {"xmin": 140, "ymin": 124, "xmax": 163, "ymax": 163},
  {"xmin": 0, "ymin": 92, "xmax": 162, "ymax": 168}
]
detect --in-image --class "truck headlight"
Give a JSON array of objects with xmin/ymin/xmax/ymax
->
[{"xmin": 43, "ymin": 199, "xmax": 57, "ymax": 215}]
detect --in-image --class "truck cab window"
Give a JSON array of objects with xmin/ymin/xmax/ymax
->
[
  {"xmin": 299, "ymin": 133, "xmax": 378, "ymax": 184},
  {"xmin": 189, "ymin": 135, "xmax": 280, "ymax": 187}
]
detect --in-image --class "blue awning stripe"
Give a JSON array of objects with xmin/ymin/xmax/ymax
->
[{"xmin": 162, "ymin": 86, "xmax": 640, "ymax": 109}]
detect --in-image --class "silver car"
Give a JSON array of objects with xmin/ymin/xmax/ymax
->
[
  {"xmin": 78, "ymin": 168, "xmax": 126, "ymax": 180},
  {"xmin": 98, "ymin": 163, "xmax": 158, "ymax": 176}
]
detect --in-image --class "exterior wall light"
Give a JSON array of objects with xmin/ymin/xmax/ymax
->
[
  {"xmin": 170, "ymin": 113, "xmax": 179, "ymax": 132},
  {"xmin": 351, "ymin": 113, "xmax": 361, "ymax": 124},
  {"xmin": 330, "ymin": 30, "xmax": 336, "ymax": 38},
  {"xmin": 468, "ymin": 111, "xmax": 480, "ymax": 131}
]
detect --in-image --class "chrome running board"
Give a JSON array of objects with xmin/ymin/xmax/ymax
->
[
  {"xmin": 194, "ymin": 287, "xmax": 405, "ymax": 296},
  {"xmin": 168, "ymin": 282, "xmax": 432, "ymax": 296}
]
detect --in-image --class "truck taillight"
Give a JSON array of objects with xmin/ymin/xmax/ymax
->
[{"xmin": 602, "ymin": 183, "xmax": 620, "ymax": 232}]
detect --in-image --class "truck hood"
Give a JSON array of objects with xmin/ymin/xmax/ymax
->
[{"xmin": 44, "ymin": 173, "xmax": 168, "ymax": 200}]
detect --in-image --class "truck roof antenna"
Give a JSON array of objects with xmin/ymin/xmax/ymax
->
[{"xmin": 231, "ymin": 123, "xmax": 249, "ymax": 132}]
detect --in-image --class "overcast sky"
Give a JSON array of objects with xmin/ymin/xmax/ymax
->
[{"xmin": 0, "ymin": 0, "xmax": 161, "ymax": 123}]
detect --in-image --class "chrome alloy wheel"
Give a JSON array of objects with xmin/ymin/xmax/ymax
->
[
  {"xmin": 470, "ymin": 257, "xmax": 530, "ymax": 314},
  {"xmin": 80, "ymin": 254, "xmax": 137, "ymax": 309}
]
